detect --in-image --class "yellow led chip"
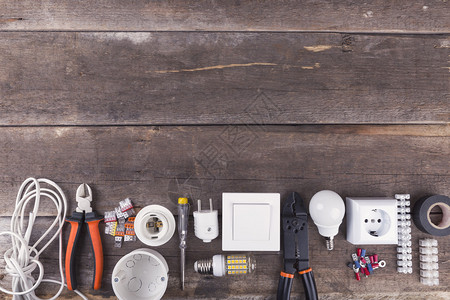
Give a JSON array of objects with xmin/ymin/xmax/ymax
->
[{"xmin": 221, "ymin": 254, "xmax": 254, "ymax": 276}]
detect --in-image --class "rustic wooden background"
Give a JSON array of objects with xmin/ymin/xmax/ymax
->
[{"xmin": 0, "ymin": 1, "xmax": 449, "ymax": 299}]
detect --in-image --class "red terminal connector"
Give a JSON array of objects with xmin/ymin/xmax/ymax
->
[
  {"xmin": 349, "ymin": 249, "xmax": 383, "ymax": 281},
  {"xmin": 373, "ymin": 254, "xmax": 378, "ymax": 263},
  {"xmin": 351, "ymin": 263, "xmax": 361, "ymax": 281}
]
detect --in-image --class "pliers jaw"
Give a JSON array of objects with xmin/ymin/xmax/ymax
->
[
  {"xmin": 281, "ymin": 192, "xmax": 309, "ymax": 272},
  {"xmin": 75, "ymin": 183, "xmax": 93, "ymax": 213},
  {"xmin": 282, "ymin": 191, "xmax": 307, "ymax": 219}
]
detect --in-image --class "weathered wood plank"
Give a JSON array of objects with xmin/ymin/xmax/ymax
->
[
  {"xmin": 1, "ymin": 33, "xmax": 449, "ymax": 125},
  {"xmin": 0, "ymin": 0, "xmax": 449, "ymax": 33},
  {"xmin": 0, "ymin": 125, "xmax": 448, "ymax": 217}
]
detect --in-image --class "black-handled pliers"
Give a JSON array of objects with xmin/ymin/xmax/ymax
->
[{"xmin": 277, "ymin": 192, "xmax": 318, "ymax": 300}]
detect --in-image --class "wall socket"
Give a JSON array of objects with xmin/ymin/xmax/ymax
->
[{"xmin": 346, "ymin": 197, "xmax": 398, "ymax": 245}]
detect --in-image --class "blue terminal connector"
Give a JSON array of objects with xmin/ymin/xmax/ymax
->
[{"xmin": 360, "ymin": 249, "xmax": 366, "ymax": 258}]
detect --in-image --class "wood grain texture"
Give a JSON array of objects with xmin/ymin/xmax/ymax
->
[
  {"xmin": 1, "ymin": 32, "xmax": 449, "ymax": 126},
  {"xmin": 0, "ymin": 0, "xmax": 449, "ymax": 33},
  {"xmin": 0, "ymin": 125, "xmax": 448, "ymax": 217},
  {"xmin": 0, "ymin": 1, "xmax": 449, "ymax": 298}
]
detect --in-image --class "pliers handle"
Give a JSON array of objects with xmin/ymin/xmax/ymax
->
[
  {"xmin": 277, "ymin": 268, "xmax": 318, "ymax": 300},
  {"xmin": 65, "ymin": 211, "xmax": 103, "ymax": 290}
]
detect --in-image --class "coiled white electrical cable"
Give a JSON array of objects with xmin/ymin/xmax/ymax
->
[{"xmin": 0, "ymin": 178, "xmax": 87, "ymax": 299}]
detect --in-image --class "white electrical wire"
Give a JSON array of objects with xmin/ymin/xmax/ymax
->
[{"xmin": 0, "ymin": 178, "xmax": 87, "ymax": 300}]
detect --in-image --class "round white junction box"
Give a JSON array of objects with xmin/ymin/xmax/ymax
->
[
  {"xmin": 112, "ymin": 249, "xmax": 169, "ymax": 300},
  {"xmin": 135, "ymin": 205, "xmax": 175, "ymax": 246}
]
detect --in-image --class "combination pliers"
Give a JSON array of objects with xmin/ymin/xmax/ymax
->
[
  {"xmin": 277, "ymin": 192, "xmax": 318, "ymax": 300},
  {"xmin": 65, "ymin": 184, "xmax": 104, "ymax": 290}
]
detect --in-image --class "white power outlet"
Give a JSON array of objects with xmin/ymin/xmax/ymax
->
[{"xmin": 346, "ymin": 197, "xmax": 398, "ymax": 245}]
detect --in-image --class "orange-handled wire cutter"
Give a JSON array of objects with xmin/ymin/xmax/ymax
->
[
  {"xmin": 65, "ymin": 184, "xmax": 103, "ymax": 290},
  {"xmin": 277, "ymin": 192, "xmax": 318, "ymax": 300}
]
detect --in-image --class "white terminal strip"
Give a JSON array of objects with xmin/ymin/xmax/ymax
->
[
  {"xmin": 395, "ymin": 194, "xmax": 412, "ymax": 274},
  {"xmin": 419, "ymin": 238, "xmax": 439, "ymax": 286}
]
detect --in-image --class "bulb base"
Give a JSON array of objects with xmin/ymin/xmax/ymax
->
[
  {"xmin": 325, "ymin": 236, "xmax": 334, "ymax": 250},
  {"xmin": 194, "ymin": 258, "xmax": 214, "ymax": 275}
]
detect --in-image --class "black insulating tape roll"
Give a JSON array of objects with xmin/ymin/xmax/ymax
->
[{"xmin": 413, "ymin": 195, "xmax": 450, "ymax": 236}]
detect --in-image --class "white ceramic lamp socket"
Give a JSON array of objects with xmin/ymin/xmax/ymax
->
[
  {"xmin": 309, "ymin": 190, "xmax": 345, "ymax": 250},
  {"xmin": 135, "ymin": 205, "xmax": 176, "ymax": 247}
]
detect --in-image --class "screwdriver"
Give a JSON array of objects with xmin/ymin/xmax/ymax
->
[{"xmin": 177, "ymin": 197, "xmax": 190, "ymax": 290}]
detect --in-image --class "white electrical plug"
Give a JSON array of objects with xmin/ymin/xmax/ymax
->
[{"xmin": 194, "ymin": 198, "xmax": 219, "ymax": 243}]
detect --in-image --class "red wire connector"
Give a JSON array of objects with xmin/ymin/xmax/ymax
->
[{"xmin": 347, "ymin": 249, "xmax": 386, "ymax": 281}]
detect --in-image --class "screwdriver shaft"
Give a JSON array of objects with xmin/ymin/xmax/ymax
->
[{"xmin": 181, "ymin": 247, "xmax": 185, "ymax": 290}]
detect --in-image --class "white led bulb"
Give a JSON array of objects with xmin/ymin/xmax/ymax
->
[{"xmin": 309, "ymin": 190, "xmax": 345, "ymax": 250}]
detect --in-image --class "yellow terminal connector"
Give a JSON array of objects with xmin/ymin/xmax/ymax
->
[{"xmin": 178, "ymin": 197, "xmax": 188, "ymax": 204}]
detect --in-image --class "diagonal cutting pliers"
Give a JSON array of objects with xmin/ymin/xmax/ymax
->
[
  {"xmin": 65, "ymin": 184, "xmax": 104, "ymax": 290},
  {"xmin": 277, "ymin": 192, "xmax": 318, "ymax": 300}
]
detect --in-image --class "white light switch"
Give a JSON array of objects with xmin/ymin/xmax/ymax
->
[
  {"xmin": 233, "ymin": 204, "xmax": 271, "ymax": 241},
  {"xmin": 222, "ymin": 193, "xmax": 280, "ymax": 251}
]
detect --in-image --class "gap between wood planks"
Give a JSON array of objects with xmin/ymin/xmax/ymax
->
[
  {"xmin": 1, "ymin": 28, "xmax": 450, "ymax": 35},
  {"xmin": 0, "ymin": 125, "xmax": 447, "ymax": 135}
]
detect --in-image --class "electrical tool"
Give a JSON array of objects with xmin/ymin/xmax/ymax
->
[
  {"xmin": 277, "ymin": 192, "xmax": 318, "ymax": 300},
  {"xmin": 65, "ymin": 183, "xmax": 104, "ymax": 290},
  {"xmin": 178, "ymin": 197, "xmax": 190, "ymax": 290}
]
